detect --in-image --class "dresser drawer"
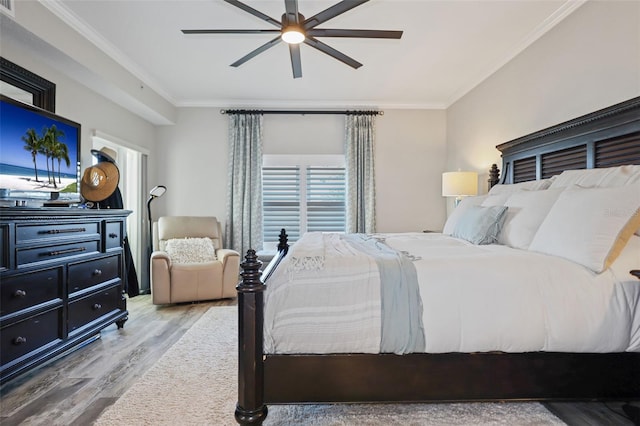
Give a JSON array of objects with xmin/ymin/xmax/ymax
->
[
  {"xmin": 0, "ymin": 267, "xmax": 63, "ymax": 318},
  {"xmin": 68, "ymin": 285, "xmax": 121, "ymax": 335},
  {"xmin": 68, "ymin": 255, "xmax": 120, "ymax": 296},
  {"xmin": 104, "ymin": 221, "xmax": 123, "ymax": 251},
  {"xmin": 0, "ymin": 224, "xmax": 8, "ymax": 271},
  {"xmin": 0, "ymin": 307, "xmax": 63, "ymax": 366},
  {"xmin": 16, "ymin": 222, "xmax": 99, "ymax": 244},
  {"xmin": 17, "ymin": 240, "xmax": 99, "ymax": 267}
]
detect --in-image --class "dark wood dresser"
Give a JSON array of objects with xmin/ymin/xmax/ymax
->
[{"xmin": 0, "ymin": 208, "xmax": 131, "ymax": 384}]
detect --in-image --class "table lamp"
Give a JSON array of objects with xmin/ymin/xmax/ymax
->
[{"xmin": 442, "ymin": 171, "xmax": 478, "ymax": 206}]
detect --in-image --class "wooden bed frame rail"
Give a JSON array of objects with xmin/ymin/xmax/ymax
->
[{"xmin": 235, "ymin": 97, "xmax": 640, "ymax": 425}]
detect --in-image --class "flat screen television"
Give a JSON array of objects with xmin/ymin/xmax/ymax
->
[{"xmin": 0, "ymin": 94, "xmax": 81, "ymax": 204}]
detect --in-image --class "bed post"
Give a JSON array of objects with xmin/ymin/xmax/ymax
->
[
  {"xmin": 235, "ymin": 249, "xmax": 267, "ymax": 425},
  {"xmin": 488, "ymin": 163, "xmax": 500, "ymax": 189}
]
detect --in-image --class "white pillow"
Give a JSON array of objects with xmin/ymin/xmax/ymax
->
[
  {"xmin": 548, "ymin": 165, "xmax": 640, "ymax": 189},
  {"xmin": 442, "ymin": 195, "xmax": 487, "ymax": 235},
  {"xmin": 165, "ymin": 237, "xmax": 217, "ymax": 264},
  {"xmin": 451, "ymin": 205, "xmax": 508, "ymax": 245},
  {"xmin": 488, "ymin": 177, "xmax": 554, "ymax": 196},
  {"xmin": 548, "ymin": 165, "xmax": 640, "ymax": 238},
  {"xmin": 481, "ymin": 192, "xmax": 513, "ymax": 207},
  {"xmin": 528, "ymin": 184, "xmax": 640, "ymax": 273},
  {"xmin": 498, "ymin": 188, "xmax": 563, "ymax": 249}
]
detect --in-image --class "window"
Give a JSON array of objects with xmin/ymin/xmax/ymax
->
[{"xmin": 262, "ymin": 155, "xmax": 345, "ymax": 250}]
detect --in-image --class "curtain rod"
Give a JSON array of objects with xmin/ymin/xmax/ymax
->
[{"xmin": 220, "ymin": 109, "xmax": 383, "ymax": 116}]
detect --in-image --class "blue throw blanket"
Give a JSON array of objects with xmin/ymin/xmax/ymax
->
[{"xmin": 342, "ymin": 234, "xmax": 425, "ymax": 353}]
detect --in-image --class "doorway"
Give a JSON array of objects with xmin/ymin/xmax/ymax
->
[{"xmin": 92, "ymin": 131, "xmax": 150, "ymax": 293}]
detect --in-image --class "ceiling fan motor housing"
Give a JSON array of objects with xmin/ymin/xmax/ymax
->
[{"xmin": 281, "ymin": 12, "xmax": 305, "ymax": 44}]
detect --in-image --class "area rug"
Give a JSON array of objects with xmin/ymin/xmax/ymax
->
[{"xmin": 95, "ymin": 306, "xmax": 566, "ymax": 426}]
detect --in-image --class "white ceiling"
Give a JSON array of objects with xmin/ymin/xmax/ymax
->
[{"xmin": 43, "ymin": 0, "xmax": 583, "ymax": 109}]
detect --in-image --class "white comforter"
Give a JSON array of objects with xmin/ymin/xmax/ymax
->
[
  {"xmin": 264, "ymin": 232, "xmax": 640, "ymax": 354},
  {"xmin": 383, "ymin": 232, "xmax": 640, "ymax": 353}
]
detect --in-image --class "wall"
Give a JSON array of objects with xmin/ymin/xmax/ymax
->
[
  {"xmin": 376, "ymin": 109, "xmax": 447, "ymax": 232},
  {"xmin": 151, "ymin": 108, "xmax": 228, "ymax": 219},
  {"xmin": 447, "ymin": 0, "xmax": 640, "ymax": 192},
  {"xmin": 263, "ymin": 114, "xmax": 343, "ymax": 155},
  {"xmin": 154, "ymin": 109, "xmax": 447, "ymax": 235}
]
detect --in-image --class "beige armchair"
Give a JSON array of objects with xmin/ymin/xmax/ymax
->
[{"xmin": 150, "ymin": 216, "xmax": 240, "ymax": 305}]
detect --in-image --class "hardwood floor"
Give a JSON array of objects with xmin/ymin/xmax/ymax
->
[
  {"xmin": 545, "ymin": 401, "xmax": 640, "ymax": 426},
  {"xmin": 0, "ymin": 295, "xmax": 637, "ymax": 425}
]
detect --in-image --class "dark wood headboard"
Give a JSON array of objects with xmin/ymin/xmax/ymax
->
[{"xmin": 495, "ymin": 96, "xmax": 640, "ymax": 185}]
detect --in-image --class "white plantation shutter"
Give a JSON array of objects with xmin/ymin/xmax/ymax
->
[
  {"xmin": 262, "ymin": 158, "xmax": 346, "ymax": 246},
  {"xmin": 262, "ymin": 166, "xmax": 301, "ymax": 242},
  {"xmin": 307, "ymin": 167, "xmax": 346, "ymax": 233}
]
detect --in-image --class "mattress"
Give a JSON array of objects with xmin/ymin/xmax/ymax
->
[{"xmin": 264, "ymin": 232, "xmax": 640, "ymax": 354}]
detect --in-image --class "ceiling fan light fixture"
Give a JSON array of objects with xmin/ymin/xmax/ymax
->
[{"xmin": 282, "ymin": 27, "xmax": 305, "ymax": 44}]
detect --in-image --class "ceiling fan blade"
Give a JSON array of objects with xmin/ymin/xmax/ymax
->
[
  {"xmin": 289, "ymin": 43, "xmax": 302, "ymax": 78},
  {"xmin": 231, "ymin": 36, "xmax": 282, "ymax": 67},
  {"xmin": 223, "ymin": 0, "xmax": 282, "ymax": 28},
  {"xmin": 304, "ymin": 37, "xmax": 362, "ymax": 69},
  {"xmin": 182, "ymin": 29, "xmax": 281, "ymax": 35},
  {"xmin": 304, "ymin": 0, "xmax": 369, "ymax": 30},
  {"xmin": 307, "ymin": 29, "xmax": 403, "ymax": 39},
  {"xmin": 284, "ymin": 0, "xmax": 300, "ymax": 24}
]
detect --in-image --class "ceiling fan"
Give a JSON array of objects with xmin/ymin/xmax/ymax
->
[{"xmin": 182, "ymin": 0, "xmax": 403, "ymax": 78}]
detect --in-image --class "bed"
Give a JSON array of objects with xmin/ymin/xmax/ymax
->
[{"xmin": 235, "ymin": 96, "xmax": 640, "ymax": 425}]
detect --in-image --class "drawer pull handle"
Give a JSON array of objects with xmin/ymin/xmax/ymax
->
[
  {"xmin": 43, "ymin": 227, "xmax": 86, "ymax": 234},
  {"xmin": 48, "ymin": 247, "xmax": 86, "ymax": 256},
  {"xmin": 109, "ymin": 233, "xmax": 118, "ymax": 238},
  {"xmin": 92, "ymin": 303, "xmax": 102, "ymax": 310},
  {"xmin": 14, "ymin": 289, "xmax": 27, "ymax": 298},
  {"xmin": 13, "ymin": 336, "xmax": 27, "ymax": 345},
  {"xmin": 93, "ymin": 269, "xmax": 102, "ymax": 276}
]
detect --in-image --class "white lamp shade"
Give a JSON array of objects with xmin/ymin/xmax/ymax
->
[{"xmin": 442, "ymin": 171, "xmax": 478, "ymax": 197}]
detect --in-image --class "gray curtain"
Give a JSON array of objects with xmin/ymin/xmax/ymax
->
[
  {"xmin": 225, "ymin": 113, "xmax": 263, "ymax": 256},
  {"xmin": 345, "ymin": 114, "xmax": 376, "ymax": 234}
]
